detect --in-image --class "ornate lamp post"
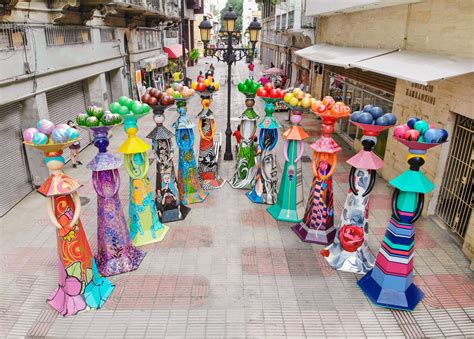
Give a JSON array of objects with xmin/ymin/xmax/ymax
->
[{"xmin": 199, "ymin": 11, "xmax": 261, "ymax": 161}]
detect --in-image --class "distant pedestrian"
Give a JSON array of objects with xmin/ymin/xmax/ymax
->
[
  {"xmin": 270, "ymin": 62, "xmax": 275, "ymax": 68},
  {"xmin": 259, "ymin": 75, "xmax": 270, "ymax": 86},
  {"xmin": 248, "ymin": 62, "xmax": 255, "ymax": 79},
  {"xmin": 197, "ymin": 71, "xmax": 204, "ymax": 82},
  {"xmin": 67, "ymin": 120, "xmax": 82, "ymax": 168}
]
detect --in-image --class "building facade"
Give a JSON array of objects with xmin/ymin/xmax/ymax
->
[{"xmin": 0, "ymin": 0, "xmax": 179, "ymax": 216}]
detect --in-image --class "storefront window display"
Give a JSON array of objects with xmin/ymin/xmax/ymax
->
[{"xmin": 324, "ymin": 71, "xmax": 394, "ymax": 158}]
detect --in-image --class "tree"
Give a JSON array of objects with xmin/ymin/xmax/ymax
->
[{"xmin": 220, "ymin": 0, "xmax": 243, "ymax": 32}]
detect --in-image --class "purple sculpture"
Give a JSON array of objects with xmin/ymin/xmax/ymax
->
[{"xmin": 87, "ymin": 126, "xmax": 145, "ymax": 276}]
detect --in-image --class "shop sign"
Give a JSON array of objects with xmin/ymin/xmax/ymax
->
[
  {"xmin": 135, "ymin": 70, "xmax": 142, "ymax": 85},
  {"xmin": 406, "ymin": 82, "xmax": 436, "ymax": 105}
]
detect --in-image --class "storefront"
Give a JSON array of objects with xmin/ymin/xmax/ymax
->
[
  {"xmin": 139, "ymin": 54, "xmax": 168, "ymax": 91},
  {"xmin": 323, "ymin": 66, "xmax": 396, "ymax": 158}
]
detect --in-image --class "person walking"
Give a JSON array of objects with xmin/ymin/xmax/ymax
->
[
  {"xmin": 248, "ymin": 62, "xmax": 255, "ymax": 79},
  {"xmin": 67, "ymin": 120, "xmax": 82, "ymax": 168}
]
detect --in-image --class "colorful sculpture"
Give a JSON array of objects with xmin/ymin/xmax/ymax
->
[
  {"xmin": 24, "ymin": 123, "xmax": 114, "ymax": 316},
  {"xmin": 118, "ymin": 111, "xmax": 169, "ymax": 246},
  {"xmin": 174, "ymin": 98, "xmax": 208, "ymax": 204},
  {"xmin": 247, "ymin": 97, "xmax": 282, "ymax": 204},
  {"xmin": 267, "ymin": 110, "xmax": 309, "ymax": 222},
  {"xmin": 147, "ymin": 105, "xmax": 190, "ymax": 222},
  {"xmin": 358, "ymin": 119, "xmax": 447, "ymax": 311},
  {"xmin": 229, "ymin": 94, "xmax": 259, "ymax": 189},
  {"xmin": 321, "ymin": 122, "xmax": 394, "ymax": 274},
  {"xmin": 197, "ymin": 94, "xmax": 225, "ymax": 189},
  {"xmin": 85, "ymin": 125, "xmax": 146, "ymax": 276},
  {"xmin": 292, "ymin": 97, "xmax": 350, "ymax": 243}
]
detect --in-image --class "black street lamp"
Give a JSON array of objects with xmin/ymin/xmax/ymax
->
[{"xmin": 199, "ymin": 9, "xmax": 261, "ymax": 161}]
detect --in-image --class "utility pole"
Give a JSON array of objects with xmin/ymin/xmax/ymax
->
[{"xmin": 180, "ymin": 0, "xmax": 187, "ymax": 82}]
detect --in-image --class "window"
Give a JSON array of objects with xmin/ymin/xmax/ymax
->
[
  {"xmin": 137, "ymin": 28, "xmax": 160, "ymax": 50},
  {"xmin": 276, "ymin": 15, "xmax": 281, "ymax": 30},
  {"xmin": 281, "ymin": 13, "xmax": 287, "ymax": 30},
  {"xmin": 45, "ymin": 25, "xmax": 91, "ymax": 46},
  {"xmin": 288, "ymin": 11, "xmax": 294, "ymax": 29},
  {"xmin": 0, "ymin": 23, "xmax": 27, "ymax": 50},
  {"xmin": 100, "ymin": 28, "xmax": 116, "ymax": 42}
]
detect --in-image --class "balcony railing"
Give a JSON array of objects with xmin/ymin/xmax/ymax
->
[
  {"xmin": 100, "ymin": 28, "xmax": 116, "ymax": 42},
  {"xmin": 0, "ymin": 23, "xmax": 27, "ymax": 51},
  {"xmin": 45, "ymin": 25, "xmax": 91, "ymax": 47}
]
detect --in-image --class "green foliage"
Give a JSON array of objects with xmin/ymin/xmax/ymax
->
[
  {"xmin": 220, "ymin": 0, "xmax": 243, "ymax": 32},
  {"xmin": 189, "ymin": 48, "xmax": 200, "ymax": 61}
]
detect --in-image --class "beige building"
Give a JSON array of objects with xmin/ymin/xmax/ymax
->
[{"xmin": 297, "ymin": 0, "xmax": 474, "ymax": 266}]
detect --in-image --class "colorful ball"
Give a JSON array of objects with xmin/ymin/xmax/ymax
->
[
  {"xmin": 76, "ymin": 113, "xmax": 88, "ymax": 126},
  {"xmin": 56, "ymin": 123, "xmax": 70, "ymax": 130},
  {"xmin": 86, "ymin": 116, "xmax": 100, "ymax": 127},
  {"xmin": 383, "ymin": 113, "xmax": 397, "ymax": 125},
  {"xmin": 375, "ymin": 116, "xmax": 389, "ymax": 126},
  {"xmin": 32, "ymin": 132, "xmax": 48, "ymax": 145},
  {"xmin": 37, "ymin": 119, "xmax": 55, "ymax": 135},
  {"xmin": 23, "ymin": 127, "xmax": 39, "ymax": 143},
  {"xmin": 118, "ymin": 96, "xmax": 129, "ymax": 106},
  {"xmin": 109, "ymin": 102, "xmax": 121, "ymax": 114},
  {"xmin": 67, "ymin": 127, "xmax": 79, "ymax": 140},
  {"xmin": 350, "ymin": 111, "xmax": 362, "ymax": 122},
  {"xmin": 118, "ymin": 106, "xmax": 130, "ymax": 115},
  {"xmin": 369, "ymin": 106, "xmax": 384, "ymax": 119},
  {"xmin": 393, "ymin": 124, "xmax": 410, "ymax": 138},
  {"xmin": 51, "ymin": 127, "xmax": 70, "ymax": 144},
  {"xmin": 414, "ymin": 120, "xmax": 429, "ymax": 134},
  {"xmin": 404, "ymin": 129, "xmax": 420, "ymax": 141},
  {"xmin": 407, "ymin": 117, "xmax": 420, "ymax": 129},
  {"xmin": 102, "ymin": 113, "xmax": 115, "ymax": 126},
  {"xmin": 440, "ymin": 128, "xmax": 449, "ymax": 142},
  {"xmin": 358, "ymin": 112, "xmax": 374, "ymax": 125},
  {"xmin": 363, "ymin": 104, "xmax": 374, "ymax": 113}
]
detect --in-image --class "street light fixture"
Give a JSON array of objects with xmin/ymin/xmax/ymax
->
[{"xmin": 199, "ymin": 9, "xmax": 261, "ymax": 161}]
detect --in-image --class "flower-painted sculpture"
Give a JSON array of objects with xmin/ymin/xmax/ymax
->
[
  {"xmin": 267, "ymin": 110, "xmax": 309, "ymax": 222},
  {"xmin": 24, "ymin": 123, "xmax": 114, "ymax": 316},
  {"xmin": 229, "ymin": 94, "xmax": 260, "ymax": 189},
  {"xmin": 118, "ymin": 109, "xmax": 169, "ymax": 246},
  {"xmin": 197, "ymin": 94, "xmax": 225, "ymax": 189},
  {"xmin": 86, "ymin": 125, "xmax": 145, "ymax": 276},
  {"xmin": 174, "ymin": 98, "xmax": 208, "ymax": 204},
  {"xmin": 247, "ymin": 97, "xmax": 282, "ymax": 204},
  {"xmin": 147, "ymin": 105, "xmax": 190, "ymax": 222},
  {"xmin": 358, "ymin": 118, "xmax": 447, "ymax": 311},
  {"xmin": 321, "ymin": 120, "xmax": 395, "ymax": 274},
  {"xmin": 292, "ymin": 97, "xmax": 350, "ymax": 243}
]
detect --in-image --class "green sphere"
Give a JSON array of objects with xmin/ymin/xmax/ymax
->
[
  {"xmin": 118, "ymin": 105, "xmax": 130, "ymax": 115},
  {"xmin": 141, "ymin": 104, "xmax": 150, "ymax": 114},
  {"xmin": 118, "ymin": 96, "xmax": 129, "ymax": 106},
  {"xmin": 131, "ymin": 102, "xmax": 143, "ymax": 115},
  {"xmin": 245, "ymin": 78, "xmax": 253, "ymax": 87}
]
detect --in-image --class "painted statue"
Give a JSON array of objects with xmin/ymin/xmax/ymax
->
[
  {"xmin": 87, "ymin": 126, "xmax": 145, "ymax": 276},
  {"xmin": 147, "ymin": 105, "xmax": 190, "ymax": 222},
  {"xmin": 267, "ymin": 110, "xmax": 309, "ymax": 222},
  {"xmin": 197, "ymin": 94, "xmax": 225, "ymax": 189},
  {"xmin": 24, "ymin": 138, "xmax": 114, "ymax": 317},
  {"xmin": 292, "ymin": 99, "xmax": 350, "ymax": 243},
  {"xmin": 358, "ymin": 133, "xmax": 444, "ymax": 311},
  {"xmin": 322, "ymin": 123, "xmax": 391, "ymax": 274},
  {"xmin": 119, "ymin": 113, "xmax": 169, "ymax": 246},
  {"xmin": 229, "ymin": 95, "xmax": 259, "ymax": 189},
  {"xmin": 174, "ymin": 99, "xmax": 208, "ymax": 204},
  {"xmin": 247, "ymin": 98, "xmax": 281, "ymax": 204}
]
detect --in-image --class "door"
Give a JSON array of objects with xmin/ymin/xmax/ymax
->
[
  {"xmin": 46, "ymin": 81, "xmax": 91, "ymax": 162},
  {"xmin": 0, "ymin": 102, "xmax": 33, "ymax": 216},
  {"xmin": 436, "ymin": 114, "xmax": 473, "ymax": 239}
]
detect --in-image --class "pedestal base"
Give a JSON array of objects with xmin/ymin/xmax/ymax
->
[
  {"xmin": 160, "ymin": 204, "xmax": 191, "ymax": 223},
  {"xmin": 267, "ymin": 204, "xmax": 301, "ymax": 223},
  {"xmin": 357, "ymin": 268, "xmax": 424, "ymax": 311},
  {"xmin": 131, "ymin": 224, "xmax": 170, "ymax": 247},
  {"xmin": 182, "ymin": 191, "xmax": 209, "ymax": 205},
  {"xmin": 291, "ymin": 223, "xmax": 336, "ymax": 245}
]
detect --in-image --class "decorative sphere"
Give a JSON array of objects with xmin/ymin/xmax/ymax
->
[
  {"xmin": 383, "ymin": 113, "xmax": 397, "ymax": 125},
  {"xmin": 118, "ymin": 106, "xmax": 130, "ymax": 115},
  {"xmin": 375, "ymin": 116, "xmax": 389, "ymax": 126},
  {"xmin": 37, "ymin": 119, "xmax": 55, "ymax": 135},
  {"xmin": 118, "ymin": 96, "xmax": 129, "ymax": 106},
  {"xmin": 358, "ymin": 112, "xmax": 374, "ymax": 124},
  {"xmin": 24, "ymin": 127, "xmax": 39, "ymax": 143},
  {"xmin": 407, "ymin": 117, "xmax": 420, "ymax": 128},
  {"xmin": 76, "ymin": 113, "xmax": 88, "ymax": 126},
  {"xmin": 404, "ymin": 129, "xmax": 420, "ymax": 141},
  {"xmin": 141, "ymin": 104, "xmax": 150, "ymax": 114},
  {"xmin": 109, "ymin": 102, "xmax": 121, "ymax": 114},
  {"xmin": 86, "ymin": 116, "xmax": 100, "ymax": 127},
  {"xmin": 102, "ymin": 113, "xmax": 115, "ymax": 126},
  {"xmin": 414, "ymin": 120, "xmax": 429, "ymax": 134},
  {"xmin": 440, "ymin": 128, "xmax": 448, "ymax": 142},
  {"xmin": 350, "ymin": 111, "xmax": 362, "ymax": 122},
  {"xmin": 56, "ymin": 123, "xmax": 70, "ymax": 130},
  {"xmin": 51, "ymin": 127, "xmax": 70, "ymax": 143},
  {"xmin": 363, "ymin": 104, "xmax": 374, "ymax": 113},
  {"xmin": 67, "ymin": 128, "xmax": 79, "ymax": 140},
  {"xmin": 369, "ymin": 106, "xmax": 384, "ymax": 119},
  {"xmin": 424, "ymin": 128, "xmax": 442, "ymax": 143},
  {"xmin": 393, "ymin": 124, "xmax": 410, "ymax": 138},
  {"xmin": 32, "ymin": 132, "xmax": 48, "ymax": 145},
  {"xmin": 112, "ymin": 114, "xmax": 122, "ymax": 124}
]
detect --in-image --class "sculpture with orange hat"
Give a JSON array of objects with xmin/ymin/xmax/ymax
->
[
  {"xmin": 292, "ymin": 96, "xmax": 351, "ymax": 244},
  {"xmin": 116, "ymin": 97, "xmax": 169, "ymax": 246},
  {"xmin": 267, "ymin": 89, "xmax": 310, "ymax": 222},
  {"xmin": 321, "ymin": 106, "xmax": 397, "ymax": 273},
  {"xmin": 23, "ymin": 119, "xmax": 115, "ymax": 316}
]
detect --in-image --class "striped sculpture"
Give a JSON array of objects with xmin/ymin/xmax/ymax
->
[{"xmin": 358, "ymin": 137, "xmax": 442, "ymax": 311}]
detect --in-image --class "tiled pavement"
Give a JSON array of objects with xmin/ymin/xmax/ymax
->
[{"xmin": 0, "ymin": 58, "xmax": 473, "ymax": 338}]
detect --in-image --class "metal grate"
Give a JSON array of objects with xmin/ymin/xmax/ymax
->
[
  {"xmin": 100, "ymin": 27, "xmax": 116, "ymax": 42},
  {"xmin": 0, "ymin": 23, "xmax": 27, "ymax": 51},
  {"xmin": 436, "ymin": 114, "xmax": 473, "ymax": 239},
  {"xmin": 45, "ymin": 25, "xmax": 91, "ymax": 46}
]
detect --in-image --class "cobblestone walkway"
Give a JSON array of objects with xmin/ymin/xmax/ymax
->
[{"xmin": 0, "ymin": 58, "xmax": 473, "ymax": 338}]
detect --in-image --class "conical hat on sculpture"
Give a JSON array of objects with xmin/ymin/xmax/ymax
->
[
  {"xmin": 347, "ymin": 150, "xmax": 384, "ymax": 170},
  {"xmin": 283, "ymin": 126, "xmax": 309, "ymax": 141},
  {"xmin": 310, "ymin": 136, "xmax": 341, "ymax": 153},
  {"xmin": 146, "ymin": 125, "xmax": 174, "ymax": 140},
  {"xmin": 87, "ymin": 152, "xmax": 122, "ymax": 171},
  {"xmin": 390, "ymin": 170, "xmax": 435, "ymax": 193}
]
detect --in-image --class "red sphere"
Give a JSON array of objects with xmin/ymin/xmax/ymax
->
[
  {"xmin": 404, "ymin": 129, "xmax": 420, "ymax": 141},
  {"xmin": 148, "ymin": 96, "xmax": 158, "ymax": 106},
  {"xmin": 264, "ymin": 83, "xmax": 273, "ymax": 92},
  {"xmin": 196, "ymin": 82, "xmax": 206, "ymax": 92},
  {"xmin": 256, "ymin": 88, "xmax": 268, "ymax": 97},
  {"xmin": 149, "ymin": 88, "xmax": 160, "ymax": 98},
  {"xmin": 269, "ymin": 89, "xmax": 279, "ymax": 98},
  {"xmin": 141, "ymin": 94, "xmax": 151, "ymax": 103}
]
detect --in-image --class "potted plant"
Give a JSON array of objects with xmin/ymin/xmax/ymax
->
[{"xmin": 189, "ymin": 48, "xmax": 200, "ymax": 65}]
